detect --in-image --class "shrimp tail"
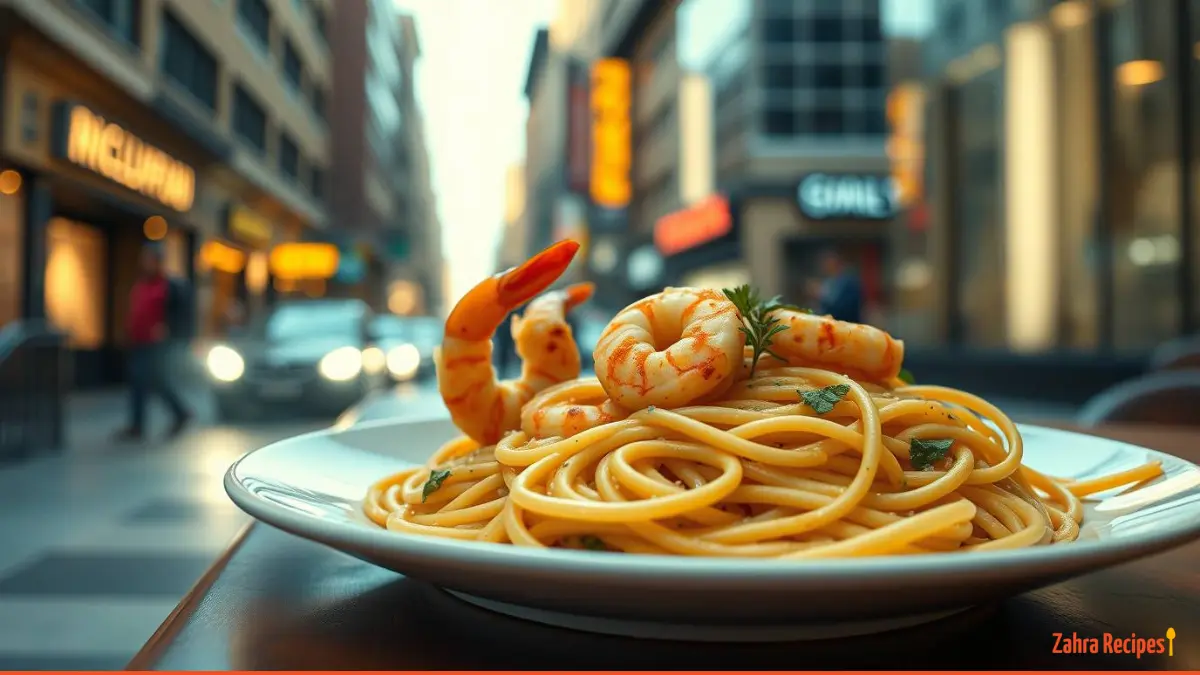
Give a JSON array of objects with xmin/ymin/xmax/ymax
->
[
  {"xmin": 446, "ymin": 240, "xmax": 581, "ymax": 341},
  {"xmin": 563, "ymin": 282, "xmax": 595, "ymax": 310}
]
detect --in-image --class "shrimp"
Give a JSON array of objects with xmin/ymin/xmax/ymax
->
[
  {"xmin": 766, "ymin": 309, "xmax": 905, "ymax": 383},
  {"xmin": 438, "ymin": 240, "xmax": 594, "ymax": 445},
  {"xmin": 592, "ymin": 287, "xmax": 744, "ymax": 410},
  {"xmin": 520, "ymin": 377, "xmax": 628, "ymax": 439}
]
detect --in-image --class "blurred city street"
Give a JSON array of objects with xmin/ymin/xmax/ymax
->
[{"xmin": 0, "ymin": 379, "xmax": 440, "ymax": 670}]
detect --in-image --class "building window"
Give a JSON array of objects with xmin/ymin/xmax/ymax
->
[
  {"xmin": 74, "ymin": 0, "xmax": 141, "ymax": 47},
  {"xmin": 1105, "ymin": 0, "xmax": 1183, "ymax": 350},
  {"xmin": 237, "ymin": 0, "xmax": 271, "ymax": 55},
  {"xmin": 310, "ymin": 166, "xmax": 326, "ymax": 202},
  {"xmin": 233, "ymin": 84, "xmax": 268, "ymax": 152},
  {"xmin": 310, "ymin": 86, "xmax": 326, "ymax": 123},
  {"xmin": 757, "ymin": 1, "xmax": 887, "ymax": 139},
  {"xmin": 311, "ymin": 6, "xmax": 328, "ymax": 46},
  {"xmin": 950, "ymin": 72, "xmax": 1005, "ymax": 348},
  {"xmin": 160, "ymin": 10, "xmax": 218, "ymax": 110},
  {"xmin": 279, "ymin": 133, "xmax": 300, "ymax": 181},
  {"xmin": 1190, "ymin": 0, "xmax": 1200, "ymax": 331},
  {"xmin": 282, "ymin": 38, "xmax": 303, "ymax": 93}
]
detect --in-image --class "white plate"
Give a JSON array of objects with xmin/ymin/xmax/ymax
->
[{"xmin": 225, "ymin": 417, "xmax": 1200, "ymax": 641}]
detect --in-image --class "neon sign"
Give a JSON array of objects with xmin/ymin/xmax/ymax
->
[
  {"xmin": 54, "ymin": 103, "xmax": 196, "ymax": 212},
  {"xmin": 654, "ymin": 195, "xmax": 732, "ymax": 256}
]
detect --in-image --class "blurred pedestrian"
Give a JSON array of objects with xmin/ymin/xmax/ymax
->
[
  {"xmin": 114, "ymin": 244, "xmax": 193, "ymax": 442},
  {"xmin": 814, "ymin": 249, "xmax": 863, "ymax": 324},
  {"xmin": 494, "ymin": 303, "xmax": 520, "ymax": 378}
]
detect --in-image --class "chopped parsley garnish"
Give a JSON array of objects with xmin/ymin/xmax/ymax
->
[
  {"xmin": 909, "ymin": 438, "xmax": 954, "ymax": 470},
  {"xmin": 799, "ymin": 384, "xmax": 850, "ymax": 415},
  {"xmin": 898, "ymin": 368, "xmax": 916, "ymax": 385},
  {"xmin": 723, "ymin": 285, "xmax": 806, "ymax": 376},
  {"xmin": 580, "ymin": 535, "xmax": 607, "ymax": 551},
  {"xmin": 421, "ymin": 468, "xmax": 452, "ymax": 502}
]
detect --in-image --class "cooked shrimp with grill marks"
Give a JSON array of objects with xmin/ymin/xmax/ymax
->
[
  {"xmin": 520, "ymin": 377, "xmax": 629, "ymax": 439},
  {"xmin": 437, "ymin": 241, "xmax": 593, "ymax": 445},
  {"xmin": 592, "ymin": 287, "xmax": 744, "ymax": 410},
  {"xmin": 765, "ymin": 309, "xmax": 905, "ymax": 384}
]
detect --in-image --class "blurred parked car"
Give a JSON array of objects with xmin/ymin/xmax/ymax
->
[
  {"xmin": 368, "ymin": 314, "xmax": 441, "ymax": 383},
  {"xmin": 204, "ymin": 299, "xmax": 388, "ymax": 420}
]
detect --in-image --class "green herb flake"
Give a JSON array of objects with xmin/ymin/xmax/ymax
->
[
  {"xmin": 799, "ymin": 384, "xmax": 851, "ymax": 415},
  {"xmin": 421, "ymin": 468, "xmax": 452, "ymax": 502},
  {"xmin": 646, "ymin": 405, "xmax": 656, "ymax": 413},
  {"xmin": 909, "ymin": 438, "xmax": 954, "ymax": 470},
  {"xmin": 580, "ymin": 535, "xmax": 607, "ymax": 551},
  {"xmin": 723, "ymin": 285, "xmax": 803, "ymax": 376},
  {"xmin": 898, "ymin": 368, "xmax": 916, "ymax": 385}
]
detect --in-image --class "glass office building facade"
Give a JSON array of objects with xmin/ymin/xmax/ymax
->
[{"xmin": 914, "ymin": 0, "xmax": 1200, "ymax": 357}]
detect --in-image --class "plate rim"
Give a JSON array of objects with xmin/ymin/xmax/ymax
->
[{"xmin": 224, "ymin": 418, "xmax": 1200, "ymax": 586}]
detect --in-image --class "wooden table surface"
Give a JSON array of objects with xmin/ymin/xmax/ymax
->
[{"xmin": 128, "ymin": 423, "xmax": 1200, "ymax": 671}]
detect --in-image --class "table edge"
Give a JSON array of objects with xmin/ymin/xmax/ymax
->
[{"xmin": 124, "ymin": 521, "xmax": 257, "ymax": 671}]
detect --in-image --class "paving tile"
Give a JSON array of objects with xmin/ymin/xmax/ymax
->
[
  {"xmin": 0, "ymin": 552, "xmax": 216, "ymax": 598},
  {"xmin": 0, "ymin": 597, "xmax": 177, "ymax": 655},
  {"xmin": 67, "ymin": 520, "xmax": 248, "ymax": 555},
  {"xmin": 0, "ymin": 653, "xmax": 130, "ymax": 670},
  {"xmin": 121, "ymin": 496, "xmax": 242, "ymax": 525}
]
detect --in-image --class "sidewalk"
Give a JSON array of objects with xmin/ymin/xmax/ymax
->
[{"xmin": 64, "ymin": 386, "xmax": 214, "ymax": 457}]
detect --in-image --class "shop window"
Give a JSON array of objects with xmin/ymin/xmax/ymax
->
[
  {"xmin": 44, "ymin": 218, "xmax": 107, "ymax": 350},
  {"xmin": 1105, "ymin": 0, "xmax": 1182, "ymax": 351},
  {"xmin": 237, "ymin": 0, "xmax": 272, "ymax": 56},
  {"xmin": 233, "ymin": 84, "xmax": 268, "ymax": 153},
  {"xmin": 74, "ymin": 0, "xmax": 141, "ymax": 47},
  {"xmin": 160, "ymin": 10, "xmax": 218, "ymax": 110},
  {"xmin": 282, "ymin": 38, "xmax": 304, "ymax": 95},
  {"xmin": 279, "ymin": 133, "xmax": 300, "ymax": 181}
]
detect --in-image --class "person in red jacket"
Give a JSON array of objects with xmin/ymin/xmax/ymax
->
[{"xmin": 115, "ymin": 244, "xmax": 191, "ymax": 441}]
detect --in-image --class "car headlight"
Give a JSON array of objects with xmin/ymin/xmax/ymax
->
[
  {"xmin": 319, "ymin": 346, "xmax": 363, "ymax": 381},
  {"xmin": 206, "ymin": 345, "xmax": 245, "ymax": 383},
  {"xmin": 362, "ymin": 346, "xmax": 386, "ymax": 375},
  {"xmin": 386, "ymin": 343, "xmax": 421, "ymax": 380}
]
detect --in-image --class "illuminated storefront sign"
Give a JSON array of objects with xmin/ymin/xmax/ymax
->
[
  {"xmin": 888, "ymin": 84, "xmax": 926, "ymax": 209},
  {"xmin": 199, "ymin": 240, "xmax": 248, "ymax": 274},
  {"xmin": 654, "ymin": 195, "xmax": 732, "ymax": 256},
  {"xmin": 225, "ymin": 206, "xmax": 273, "ymax": 249},
  {"xmin": 796, "ymin": 173, "xmax": 897, "ymax": 221},
  {"xmin": 52, "ymin": 102, "xmax": 196, "ymax": 212},
  {"xmin": 269, "ymin": 243, "xmax": 340, "ymax": 281},
  {"xmin": 590, "ymin": 59, "xmax": 631, "ymax": 209}
]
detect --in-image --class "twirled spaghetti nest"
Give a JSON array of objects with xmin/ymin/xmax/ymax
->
[{"xmin": 364, "ymin": 367, "xmax": 1160, "ymax": 558}]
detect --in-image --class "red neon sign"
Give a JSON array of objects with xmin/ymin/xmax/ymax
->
[{"xmin": 653, "ymin": 195, "xmax": 732, "ymax": 256}]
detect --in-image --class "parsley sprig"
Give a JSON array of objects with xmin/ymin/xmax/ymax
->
[
  {"xmin": 723, "ymin": 285, "xmax": 806, "ymax": 376},
  {"xmin": 909, "ymin": 438, "xmax": 953, "ymax": 470},
  {"xmin": 799, "ymin": 384, "xmax": 850, "ymax": 414},
  {"xmin": 422, "ymin": 468, "xmax": 452, "ymax": 502}
]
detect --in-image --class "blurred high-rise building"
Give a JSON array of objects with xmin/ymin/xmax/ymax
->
[
  {"xmin": 915, "ymin": 0, "xmax": 1200, "ymax": 389},
  {"xmin": 520, "ymin": 0, "xmax": 902, "ymax": 315},
  {"xmin": 496, "ymin": 162, "xmax": 528, "ymax": 272},
  {"xmin": 328, "ymin": 0, "xmax": 442, "ymax": 316},
  {"xmin": 0, "ymin": 0, "xmax": 333, "ymax": 386}
]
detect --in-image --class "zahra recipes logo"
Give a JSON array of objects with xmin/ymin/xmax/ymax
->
[{"xmin": 1053, "ymin": 628, "xmax": 1177, "ymax": 659}]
